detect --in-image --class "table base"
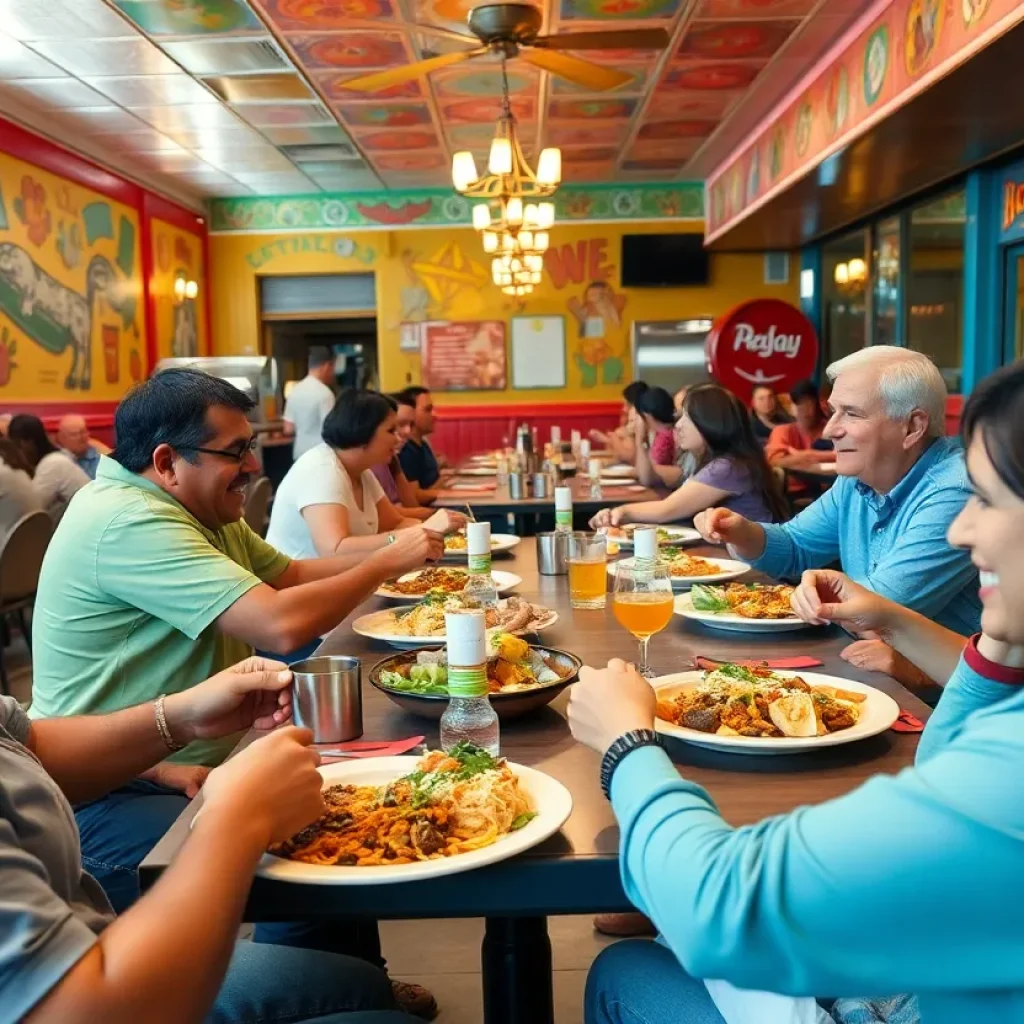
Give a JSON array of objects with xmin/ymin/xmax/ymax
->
[{"xmin": 482, "ymin": 916, "xmax": 553, "ymax": 1024}]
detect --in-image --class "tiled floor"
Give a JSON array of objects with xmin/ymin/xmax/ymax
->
[{"xmin": 3, "ymin": 633, "xmax": 615, "ymax": 1023}]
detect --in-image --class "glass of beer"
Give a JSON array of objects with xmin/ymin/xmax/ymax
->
[
  {"xmin": 567, "ymin": 532, "xmax": 607, "ymax": 610},
  {"xmin": 612, "ymin": 558, "xmax": 674, "ymax": 678}
]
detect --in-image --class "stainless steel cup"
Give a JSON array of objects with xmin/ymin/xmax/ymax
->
[
  {"xmin": 532, "ymin": 472, "xmax": 550, "ymax": 498},
  {"xmin": 509, "ymin": 471, "xmax": 527, "ymax": 500},
  {"xmin": 536, "ymin": 531, "xmax": 568, "ymax": 575},
  {"xmin": 290, "ymin": 656, "xmax": 363, "ymax": 743}
]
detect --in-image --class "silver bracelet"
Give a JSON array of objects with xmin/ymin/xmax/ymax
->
[{"xmin": 154, "ymin": 695, "xmax": 185, "ymax": 751}]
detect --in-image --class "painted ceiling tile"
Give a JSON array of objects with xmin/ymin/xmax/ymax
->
[
  {"xmin": 637, "ymin": 117, "xmax": 717, "ymax": 139},
  {"xmin": 441, "ymin": 96, "xmax": 536, "ymax": 123},
  {"xmin": 694, "ymin": 0, "xmax": 816, "ymax": 18},
  {"xmin": 336, "ymin": 102, "xmax": 433, "ymax": 126},
  {"xmin": 644, "ymin": 88, "xmax": 739, "ymax": 118},
  {"xmin": 546, "ymin": 122, "xmax": 631, "ymax": 146},
  {"xmin": 289, "ymin": 32, "xmax": 412, "ymax": 70},
  {"xmin": 407, "ymin": 0, "xmax": 479, "ymax": 33},
  {"xmin": 547, "ymin": 97, "xmax": 638, "ymax": 119},
  {"xmin": 629, "ymin": 137, "xmax": 703, "ymax": 159},
  {"xmin": 446, "ymin": 122, "xmax": 535, "ymax": 149},
  {"xmin": 621, "ymin": 156, "xmax": 682, "ymax": 172},
  {"xmin": 433, "ymin": 66, "xmax": 538, "ymax": 97},
  {"xmin": 318, "ymin": 72, "xmax": 426, "ymax": 99},
  {"xmin": 560, "ymin": 145, "xmax": 620, "ymax": 162},
  {"xmin": 254, "ymin": 0, "xmax": 398, "ymax": 30},
  {"xmin": 551, "ymin": 65, "xmax": 648, "ymax": 93},
  {"xmin": 374, "ymin": 150, "xmax": 448, "ymax": 170},
  {"xmin": 112, "ymin": 0, "xmax": 263, "ymax": 36},
  {"xmin": 675, "ymin": 20, "xmax": 799, "ymax": 60},
  {"xmin": 558, "ymin": 0, "xmax": 684, "ymax": 22},
  {"xmin": 355, "ymin": 128, "xmax": 440, "ymax": 150},
  {"xmin": 660, "ymin": 61, "xmax": 763, "ymax": 90},
  {"xmin": 560, "ymin": 161, "xmax": 617, "ymax": 182}
]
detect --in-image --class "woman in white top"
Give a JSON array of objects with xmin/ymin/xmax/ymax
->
[
  {"xmin": 267, "ymin": 388, "xmax": 465, "ymax": 560},
  {"xmin": 8, "ymin": 414, "xmax": 89, "ymax": 523}
]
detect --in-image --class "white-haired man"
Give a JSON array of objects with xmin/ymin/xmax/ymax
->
[{"xmin": 697, "ymin": 347, "xmax": 981, "ymax": 646}]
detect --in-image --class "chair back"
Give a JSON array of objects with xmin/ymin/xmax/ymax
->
[
  {"xmin": 243, "ymin": 476, "xmax": 273, "ymax": 535},
  {"xmin": 0, "ymin": 511, "xmax": 52, "ymax": 604}
]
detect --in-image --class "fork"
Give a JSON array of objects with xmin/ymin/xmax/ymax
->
[{"xmin": 465, "ymin": 503, "xmax": 476, "ymax": 522}]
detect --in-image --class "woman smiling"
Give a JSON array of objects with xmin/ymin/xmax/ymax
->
[{"xmin": 571, "ymin": 359, "xmax": 1024, "ymax": 1024}]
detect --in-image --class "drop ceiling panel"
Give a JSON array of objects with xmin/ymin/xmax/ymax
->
[
  {"xmin": 56, "ymin": 105, "xmax": 156, "ymax": 132},
  {"xmin": 83, "ymin": 73, "xmax": 219, "ymax": 106},
  {"xmin": 1, "ymin": 77, "xmax": 112, "ymax": 108},
  {"xmin": 160, "ymin": 38, "xmax": 290, "ymax": 76},
  {"xmin": 130, "ymin": 102, "xmax": 249, "ymax": 132},
  {"xmin": 203, "ymin": 72, "xmax": 313, "ymax": 103},
  {"xmin": 0, "ymin": 0, "xmax": 136, "ymax": 41},
  {"xmin": 91, "ymin": 127, "xmax": 192, "ymax": 152},
  {"xmin": 0, "ymin": 35, "xmax": 68, "ymax": 78},
  {"xmin": 29, "ymin": 37, "xmax": 180, "ymax": 77}
]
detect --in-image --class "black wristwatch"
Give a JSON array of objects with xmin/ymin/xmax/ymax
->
[{"xmin": 600, "ymin": 729, "xmax": 664, "ymax": 799}]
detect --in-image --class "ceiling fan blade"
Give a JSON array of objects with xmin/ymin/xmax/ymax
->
[
  {"xmin": 340, "ymin": 47, "xmax": 487, "ymax": 93},
  {"xmin": 519, "ymin": 49, "xmax": 633, "ymax": 91},
  {"xmin": 533, "ymin": 28, "xmax": 670, "ymax": 51}
]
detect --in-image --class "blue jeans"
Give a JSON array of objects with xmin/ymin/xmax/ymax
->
[
  {"xmin": 209, "ymin": 943, "xmax": 415, "ymax": 1024},
  {"xmin": 585, "ymin": 941, "xmax": 726, "ymax": 1024},
  {"xmin": 75, "ymin": 780, "xmax": 384, "ymax": 967}
]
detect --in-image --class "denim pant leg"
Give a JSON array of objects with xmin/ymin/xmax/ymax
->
[
  {"xmin": 585, "ymin": 940, "xmax": 727, "ymax": 1024},
  {"xmin": 74, "ymin": 779, "xmax": 189, "ymax": 914},
  {"xmin": 207, "ymin": 942, "xmax": 417, "ymax": 1024},
  {"xmin": 253, "ymin": 918, "xmax": 386, "ymax": 970}
]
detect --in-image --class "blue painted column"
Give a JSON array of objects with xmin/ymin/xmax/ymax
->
[{"xmin": 962, "ymin": 167, "xmax": 1003, "ymax": 394}]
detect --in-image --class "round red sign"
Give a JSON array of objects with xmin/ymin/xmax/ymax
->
[{"xmin": 704, "ymin": 299, "xmax": 819, "ymax": 403}]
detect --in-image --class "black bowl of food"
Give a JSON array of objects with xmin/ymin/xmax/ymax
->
[{"xmin": 369, "ymin": 638, "xmax": 582, "ymax": 720}]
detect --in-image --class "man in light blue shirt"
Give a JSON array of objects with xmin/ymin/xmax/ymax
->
[
  {"xmin": 57, "ymin": 414, "xmax": 109, "ymax": 480},
  {"xmin": 696, "ymin": 346, "xmax": 980, "ymax": 637}
]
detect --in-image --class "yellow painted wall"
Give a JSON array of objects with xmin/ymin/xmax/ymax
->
[
  {"xmin": 151, "ymin": 217, "xmax": 207, "ymax": 361},
  {"xmin": 209, "ymin": 223, "xmax": 799, "ymax": 404},
  {"xmin": 0, "ymin": 151, "xmax": 146, "ymax": 400}
]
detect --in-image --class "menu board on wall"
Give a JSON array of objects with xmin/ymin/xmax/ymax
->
[{"xmin": 421, "ymin": 320, "xmax": 506, "ymax": 391}]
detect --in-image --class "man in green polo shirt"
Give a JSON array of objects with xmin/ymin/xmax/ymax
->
[{"xmin": 29, "ymin": 369, "xmax": 446, "ymax": 1019}]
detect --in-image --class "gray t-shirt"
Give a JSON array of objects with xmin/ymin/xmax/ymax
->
[
  {"xmin": 692, "ymin": 456, "xmax": 774, "ymax": 523},
  {"xmin": 0, "ymin": 696, "xmax": 112, "ymax": 1019}
]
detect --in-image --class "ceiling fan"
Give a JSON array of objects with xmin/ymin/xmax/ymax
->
[{"xmin": 340, "ymin": 3, "xmax": 670, "ymax": 94}]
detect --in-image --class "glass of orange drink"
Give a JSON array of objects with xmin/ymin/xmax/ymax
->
[
  {"xmin": 567, "ymin": 532, "xmax": 607, "ymax": 610},
  {"xmin": 612, "ymin": 557, "xmax": 674, "ymax": 678}
]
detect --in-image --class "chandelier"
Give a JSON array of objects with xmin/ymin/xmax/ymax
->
[{"xmin": 451, "ymin": 54, "xmax": 561, "ymax": 297}]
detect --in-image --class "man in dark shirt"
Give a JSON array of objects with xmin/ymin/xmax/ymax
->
[{"xmin": 396, "ymin": 387, "xmax": 443, "ymax": 503}]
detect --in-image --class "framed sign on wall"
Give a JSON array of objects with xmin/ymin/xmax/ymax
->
[{"xmin": 510, "ymin": 315, "xmax": 566, "ymax": 389}]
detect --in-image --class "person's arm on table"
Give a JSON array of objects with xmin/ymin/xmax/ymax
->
[
  {"xmin": 25, "ymin": 728, "xmax": 325, "ymax": 1024},
  {"xmin": 569, "ymin": 657, "xmax": 1024, "ymax": 999},
  {"xmin": 392, "ymin": 458, "xmax": 433, "ymax": 518},
  {"xmin": 590, "ymin": 479, "xmax": 731, "ymax": 529}
]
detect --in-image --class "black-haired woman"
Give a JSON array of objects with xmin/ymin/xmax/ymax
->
[
  {"xmin": 591, "ymin": 383, "xmax": 789, "ymax": 529},
  {"xmin": 590, "ymin": 380, "xmax": 649, "ymax": 464},
  {"xmin": 8, "ymin": 413, "xmax": 89, "ymax": 522},
  {"xmin": 632, "ymin": 386, "xmax": 684, "ymax": 489},
  {"xmin": 266, "ymin": 389, "xmax": 464, "ymax": 560},
  {"xmin": 571, "ymin": 359, "xmax": 1024, "ymax": 1024}
]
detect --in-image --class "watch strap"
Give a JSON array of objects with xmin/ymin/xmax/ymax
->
[{"xmin": 600, "ymin": 728, "xmax": 663, "ymax": 799}]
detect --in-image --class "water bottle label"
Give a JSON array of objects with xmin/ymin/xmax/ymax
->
[
  {"xmin": 468, "ymin": 553, "xmax": 492, "ymax": 575},
  {"xmin": 448, "ymin": 665, "xmax": 488, "ymax": 697},
  {"xmin": 555, "ymin": 509, "xmax": 571, "ymax": 529}
]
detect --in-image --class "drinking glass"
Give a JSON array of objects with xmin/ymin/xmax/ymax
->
[
  {"xmin": 567, "ymin": 531, "xmax": 607, "ymax": 610},
  {"xmin": 612, "ymin": 557, "xmax": 674, "ymax": 678}
]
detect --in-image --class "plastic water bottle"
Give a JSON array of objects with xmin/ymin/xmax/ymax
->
[
  {"xmin": 579, "ymin": 438, "xmax": 591, "ymax": 475},
  {"xmin": 441, "ymin": 608, "xmax": 499, "ymax": 755},
  {"xmin": 633, "ymin": 525, "xmax": 658, "ymax": 568},
  {"xmin": 555, "ymin": 485, "xmax": 573, "ymax": 533},
  {"xmin": 463, "ymin": 521, "xmax": 498, "ymax": 608},
  {"xmin": 496, "ymin": 454, "xmax": 510, "ymax": 487},
  {"xmin": 588, "ymin": 456, "xmax": 603, "ymax": 500}
]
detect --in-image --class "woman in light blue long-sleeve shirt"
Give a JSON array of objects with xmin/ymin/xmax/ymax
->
[{"xmin": 569, "ymin": 358, "xmax": 1024, "ymax": 1024}]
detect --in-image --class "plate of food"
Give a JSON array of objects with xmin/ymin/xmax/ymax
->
[
  {"xmin": 601, "ymin": 463, "xmax": 638, "ymax": 479},
  {"xmin": 370, "ymin": 636, "xmax": 582, "ymax": 719},
  {"xmin": 674, "ymin": 583, "xmax": 812, "ymax": 633},
  {"xmin": 261, "ymin": 744, "xmax": 573, "ymax": 883},
  {"xmin": 442, "ymin": 532, "xmax": 521, "ymax": 560},
  {"xmin": 457, "ymin": 466, "xmax": 497, "ymax": 476},
  {"xmin": 608, "ymin": 553, "xmax": 750, "ymax": 590},
  {"xmin": 353, "ymin": 594, "xmax": 557, "ymax": 647},
  {"xmin": 607, "ymin": 525, "xmax": 701, "ymax": 548},
  {"xmin": 652, "ymin": 663, "xmax": 899, "ymax": 754},
  {"xmin": 376, "ymin": 567, "xmax": 522, "ymax": 600}
]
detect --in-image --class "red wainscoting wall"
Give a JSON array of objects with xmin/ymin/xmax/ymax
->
[
  {"xmin": 432, "ymin": 402, "xmax": 622, "ymax": 464},
  {"xmin": 945, "ymin": 395, "xmax": 963, "ymax": 436}
]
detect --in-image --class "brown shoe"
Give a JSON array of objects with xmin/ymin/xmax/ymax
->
[
  {"xmin": 593, "ymin": 912, "xmax": 656, "ymax": 937},
  {"xmin": 392, "ymin": 980, "xmax": 439, "ymax": 1020}
]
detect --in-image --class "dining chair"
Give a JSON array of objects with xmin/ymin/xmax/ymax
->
[
  {"xmin": 0, "ymin": 510, "xmax": 52, "ymax": 695},
  {"xmin": 243, "ymin": 476, "xmax": 273, "ymax": 537}
]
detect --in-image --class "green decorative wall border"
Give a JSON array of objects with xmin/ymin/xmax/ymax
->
[{"xmin": 207, "ymin": 182, "xmax": 704, "ymax": 234}]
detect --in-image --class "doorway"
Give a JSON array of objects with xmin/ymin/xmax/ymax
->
[
  {"xmin": 263, "ymin": 317, "xmax": 379, "ymax": 397},
  {"xmin": 1003, "ymin": 242, "xmax": 1024, "ymax": 364}
]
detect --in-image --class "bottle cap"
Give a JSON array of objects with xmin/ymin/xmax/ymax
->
[
  {"xmin": 466, "ymin": 520, "xmax": 491, "ymax": 556},
  {"xmin": 550, "ymin": 425, "xmax": 561, "ymax": 444},
  {"xmin": 555, "ymin": 486, "xmax": 572, "ymax": 511},
  {"xmin": 444, "ymin": 608, "xmax": 487, "ymax": 668},
  {"xmin": 633, "ymin": 526, "xmax": 658, "ymax": 561}
]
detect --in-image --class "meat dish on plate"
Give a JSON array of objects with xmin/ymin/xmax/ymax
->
[
  {"xmin": 664, "ymin": 551, "xmax": 729, "ymax": 578},
  {"xmin": 689, "ymin": 583, "xmax": 796, "ymax": 619},
  {"xmin": 270, "ymin": 744, "xmax": 535, "ymax": 867},
  {"xmin": 656, "ymin": 663, "xmax": 865, "ymax": 739},
  {"xmin": 380, "ymin": 567, "xmax": 470, "ymax": 596},
  {"xmin": 386, "ymin": 592, "xmax": 554, "ymax": 637}
]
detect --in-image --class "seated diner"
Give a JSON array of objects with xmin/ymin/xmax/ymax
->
[
  {"xmin": 590, "ymin": 380, "xmax": 648, "ymax": 464},
  {"xmin": 631, "ymin": 385, "xmax": 683, "ymax": 489},
  {"xmin": 748, "ymin": 382, "xmax": 793, "ymax": 444},
  {"xmin": 8, "ymin": 413, "xmax": 90, "ymax": 522},
  {"xmin": 765, "ymin": 377, "xmax": 836, "ymax": 499}
]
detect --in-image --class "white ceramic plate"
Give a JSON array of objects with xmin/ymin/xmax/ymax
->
[
  {"xmin": 441, "ymin": 533, "xmax": 521, "ymax": 561},
  {"xmin": 376, "ymin": 568, "xmax": 522, "ymax": 601},
  {"xmin": 609, "ymin": 526, "xmax": 701, "ymax": 549},
  {"xmin": 652, "ymin": 671, "xmax": 899, "ymax": 755},
  {"xmin": 458, "ymin": 466, "xmax": 497, "ymax": 476},
  {"xmin": 601, "ymin": 463, "xmax": 638, "ymax": 479},
  {"xmin": 255, "ymin": 757, "xmax": 573, "ymax": 884},
  {"xmin": 353, "ymin": 604, "xmax": 559, "ymax": 647},
  {"xmin": 673, "ymin": 592, "xmax": 812, "ymax": 633},
  {"xmin": 447, "ymin": 482, "xmax": 497, "ymax": 491},
  {"xmin": 608, "ymin": 556, "xmax": 751, "ymax": 590}
]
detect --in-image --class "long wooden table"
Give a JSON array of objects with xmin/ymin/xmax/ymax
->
[{"xmin": 140, "ymin": 542, "xmax": 930, "ymax": 1024}]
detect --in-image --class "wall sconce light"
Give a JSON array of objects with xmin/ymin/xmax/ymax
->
[{"xmin": 174, "ymin": 276, "xmax": 199, "ymax": 301}]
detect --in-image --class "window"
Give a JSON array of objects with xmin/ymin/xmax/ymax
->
[
  {"xmin": 872, "ymin": 217, "xmax": 901, "ymax": 346},
  {"xmin": 907, "ymin": 191, "xmax": 965, "ymax": 392},
  {"xmin": 821, "ymin": 229, "xmax": 869, "ymax": 367}
]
